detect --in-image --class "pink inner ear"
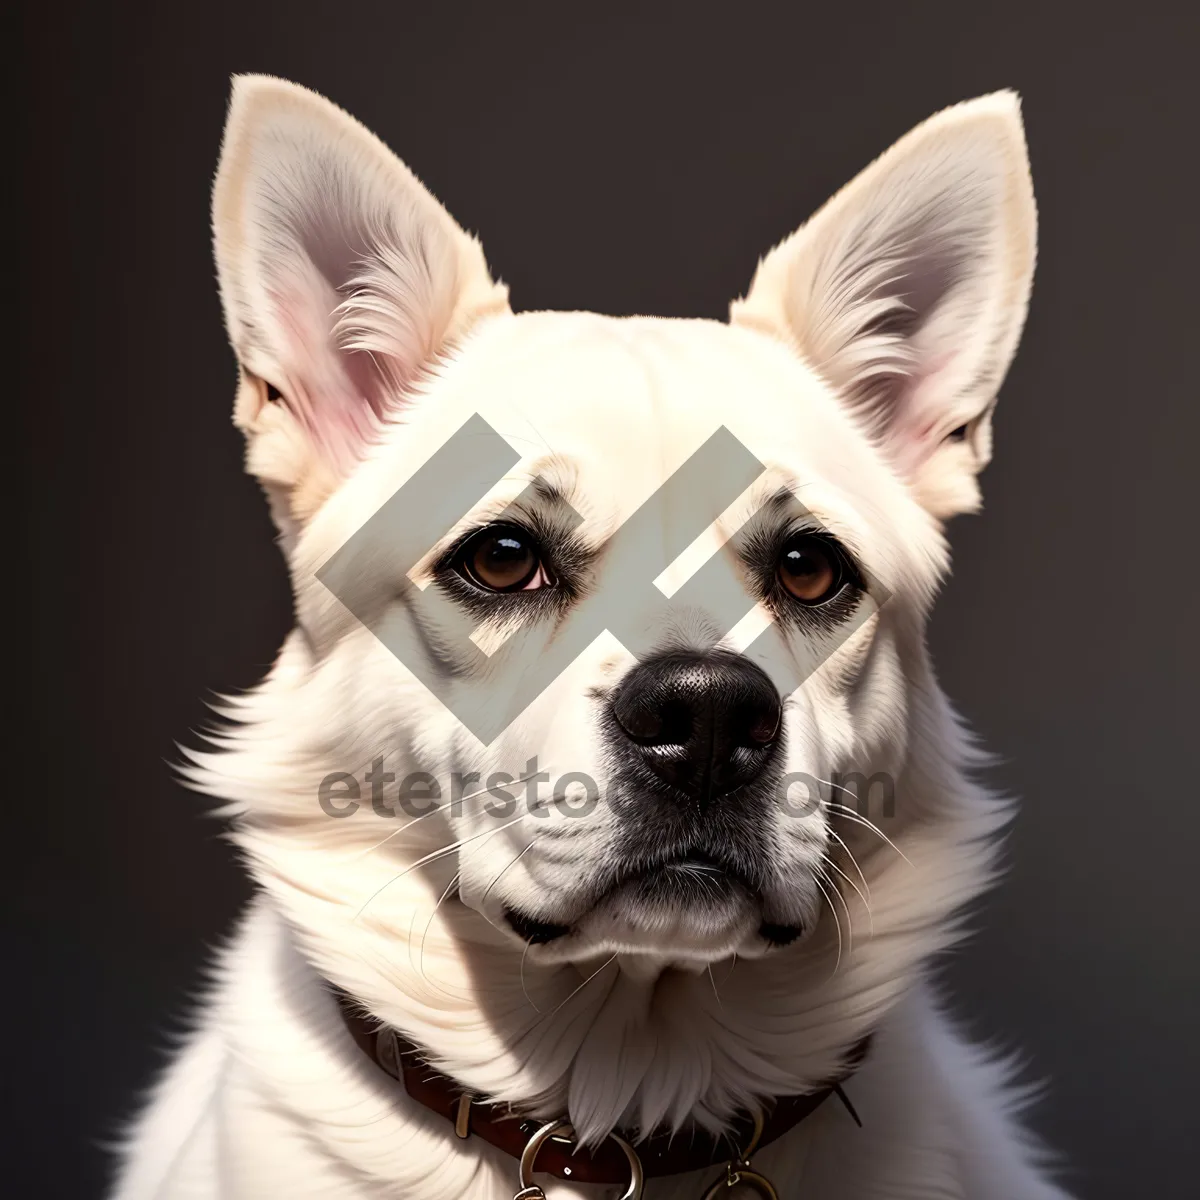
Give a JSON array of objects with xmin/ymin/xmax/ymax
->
[
  {"xmin": 887, "ymin": 351, "xmax": 959, "ymax": 474},
  {"xmin": 269, "ymin": 276, "xmax": 405, "ymax": 477}
]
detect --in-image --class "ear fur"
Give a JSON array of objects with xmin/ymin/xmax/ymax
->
[
  {"xmin": 212, "ymin": 75, "xmax": 509, "ymax": 540},
  {"xmin": 731, "ymin": 92, "xmax": 1037, "ymax": 518}
]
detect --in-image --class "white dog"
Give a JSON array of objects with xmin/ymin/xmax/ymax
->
[{"xmin": 113, "ymin": 76, "xmax": 1073, "ymax": 1199}]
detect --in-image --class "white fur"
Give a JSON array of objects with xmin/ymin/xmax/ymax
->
[{"xmin": 113, "ymin": 77, "xmax": 1071, "ymax": 1198}]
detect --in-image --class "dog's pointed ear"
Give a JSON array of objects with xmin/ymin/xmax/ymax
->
[
  {"xmin": 731, "ymin": 92, "xmax": 1036, "ymax": 518},
  {"xmin": 213, "ymin": 75, "xmax": 509, "ymax": 538}
]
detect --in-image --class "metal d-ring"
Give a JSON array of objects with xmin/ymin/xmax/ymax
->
[
  {"xmin": 700, "ymin": 1109, "xmax": 780, "ymax": 1199},
  {"xmin": 517, "ymin": 1120, "xmax": 644, "ymax": 1200},
  {"xmin": 739, "ymin": 1108, "xmax": 766, "ymax": 1161},
  {"xmin": 701, "ymin": 1166, "xmax": 780, "ymax": 1198}
]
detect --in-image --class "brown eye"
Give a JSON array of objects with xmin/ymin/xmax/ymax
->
[
  {"xmin": 459, "ymin": 525, "xmax": 549, "ymax": 592},
  {"xmin": 778, "ymin": 534, "xmax": 843, "ymax": 605}
]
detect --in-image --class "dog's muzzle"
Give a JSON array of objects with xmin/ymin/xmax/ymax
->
[{"xmin": 607, "ymin": 649, "xmax": 782, "ymax": 805}]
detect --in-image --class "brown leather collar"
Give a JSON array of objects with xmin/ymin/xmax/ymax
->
[{"xmin": 332, "ymin": 985, "xmax": 867, "ymax": 1186}]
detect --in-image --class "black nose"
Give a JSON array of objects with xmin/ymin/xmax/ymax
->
[{"xmin": 609, "ymin": 650, "xmax": 782, "ymax": 804}]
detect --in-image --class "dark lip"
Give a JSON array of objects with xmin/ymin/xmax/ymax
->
[
  {"xmin": 503, "ymin": 856, "xmax": 812, "ymax": 950},
  {"xmin": 595, "ymin": 850, "xmax": 758, "ymax": 905},
  {"xmin": 503, "ymin": 908, "xmax": 572, "ymax": 945},
  {"xmin": 503, "ymin": 851, "xmax": 756, "ymax": 945}
]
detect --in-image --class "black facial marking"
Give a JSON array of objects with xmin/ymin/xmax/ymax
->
[
  {"xmin": 759, "ymin": 921, "xmax": 805, "ymax": 947},
  {"xmin": 504, "ymin": 907, "xmax": 571, "ymax": 945}
]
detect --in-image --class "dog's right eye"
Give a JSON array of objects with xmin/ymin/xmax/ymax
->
[
  {"xmin": 456, "ymin": 524, "xmax": 554, "ymax": 593},
  {"xmin": 776, "ymin": 532, "xmax": 858, "ymax": 606}
]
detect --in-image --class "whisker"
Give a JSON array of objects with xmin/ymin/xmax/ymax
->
[
  {"xmin": 824, "ymin": 856, "xmax": 872, "ymax": 938},
  {"xmin": 822, "ymin": 796, "xmax": 914, "ymax": 868},
  {"xmin": 827, "ymin": 827, "xmax": 871, "ymax": 903},
  {"xmin": 707, "ymin": 963, "xmax": 723, "ymax": 1009},
  {"xmin": 354, "ymin": 770, "xmax": 543, "ymax": 859},
  {"xmin": 414, "ymin": 869, "xmax": 461, "ymax": 992},
  {"xmin": 817, "ymin": 863, "xmax": 855, "ymax": 958},
  {"xmin": 480, "ymin": 837, "xmax": 541, "ymax": 909},
  {"xmin": 354, "ymin": 813, "xmax": 527, "ymax": 920},
  {"xmin": 543, "ymin": 953, "xmax": 618, "ymax": 1021},
  {"xmin": 519, "ymin": 938, "xmax": 542, "ymax": 1014},
  {"xmin": 813, "ymin": 874, "xmax": 843, "ymax": 975},
  {"xmin": 720, "ymin": 952, "xmax": 739, "ymax": 988}
]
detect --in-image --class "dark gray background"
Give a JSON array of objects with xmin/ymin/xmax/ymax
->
[{"xmin": 16, "ymin": 3, "xmax": 1198, "ymax": 1196}]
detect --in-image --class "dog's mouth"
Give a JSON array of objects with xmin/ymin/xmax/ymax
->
[
  {"xmin": 503, "ymin": 908, "xmax": 574, "ymax": 946},
  {"xmin": 605, "ymin": 851, "xmax": 751, "ymax": 906},
  {"xmin": 502, "ymin": 852, "xmax": 806, "ymax": 953}
]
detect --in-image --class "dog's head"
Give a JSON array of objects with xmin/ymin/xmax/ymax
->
[{"xmin": 205, "ymin": 76, "xmax": 1034, "ymax": 1097}]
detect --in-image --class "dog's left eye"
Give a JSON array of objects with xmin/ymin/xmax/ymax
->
[
  {"xmin": 777, "ymin": 533, "xmax": 855, "ymax": 605},
  {"xmin": 456, "ymin": 524, "xmax": 554, "ymax": 592}
]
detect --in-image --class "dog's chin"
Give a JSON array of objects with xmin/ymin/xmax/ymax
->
[
  {"xmin": 500, "ymin": 860, "xmax": 808, "ymax": 964},
  {"xmin": 580, "ymin": 869, "xmax": 761, "ymax": 958}
]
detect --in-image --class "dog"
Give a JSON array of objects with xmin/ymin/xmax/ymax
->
[{"xmin": 113, "ymin": 76, "xmax": 1072, "ymax": 1199}]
